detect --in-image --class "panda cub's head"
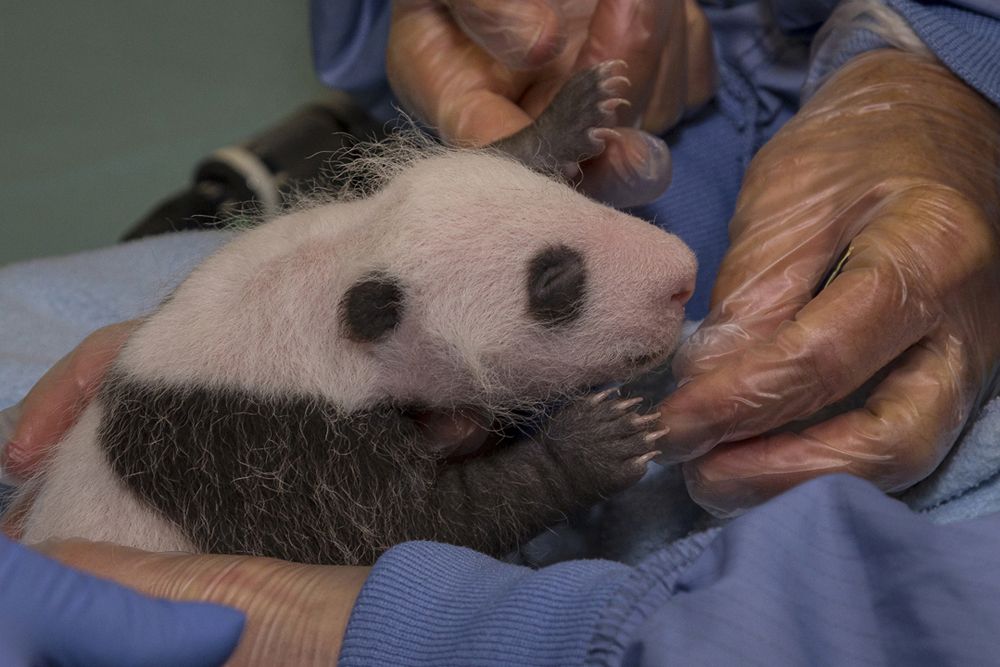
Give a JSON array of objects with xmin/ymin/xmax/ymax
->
[{"xmin": 121, "ymin": 149, "xmax": 696, "ymax": 431}]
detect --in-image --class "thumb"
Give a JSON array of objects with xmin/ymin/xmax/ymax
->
[
  {"xmin": 445, "ymin": 0, "xmax": 565, "ymax": 69},
  {"xmin": 3, "ymin": 321, "xmax": 139, "ymax": 479}
]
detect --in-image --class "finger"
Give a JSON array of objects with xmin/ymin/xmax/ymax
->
[
  {"xmin": 640, "ymin": 0, "xmax": 689, "ymax": 134},
  {"xmin": 578, "ymin": 127, "xmax": 672, "ymax": 207},
  {"xmin": 444, "ymin": 0, "xmax": 566, "ymax": 69},
  {"xmin": 442, "ymin": 90, "xmax": 537, "ymax": 145},
  {"xmin": 389, "ymin": 1, "xmax": 535, "ymax": 145},
  {"xmin": 3, "ymin": 321, "xmax": 139, "ymax": 478},
  {"xmin": 673, "ymin": 173, "xmax": 885, "ymax": 381},
  {"xmin": 680, "ymin": 182, "xmax": 989, "ymax": 381},
  {"xmin": 39, "ymin": 539, "xmax": 367, "ymax": 627},
  {"xmin": 0, "ymin": 482, "xmax": 38, "ymax": 539},
  {"xmin": 681, "ymin": 0, "xmax": 716, "ymax": 112},
  {"xmin": 573, "ymin": 0, "xmax": 676, "ymax": 125},
  {"xmin": 683, "ymin": 329, "xmax": 970, "ymax": 517},
  {"xmin": 0, "ymin": 403, "xmax": 22, "ymax": 483},
  {"xmin": 657, "ymin": 226, "xmax": 937, "ymax": 460},
  {"xmin": 39, "ymin": 539, "xmax": 264, "ymax": 602}
]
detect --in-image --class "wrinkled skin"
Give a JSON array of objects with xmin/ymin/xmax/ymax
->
[
  {"xmin": 387, "ymin": 0, "xmax": 716, "ymax": 206},
  {"xmin": 656, "ymin": 50, "xmax": 1000, "ymax": 516}
]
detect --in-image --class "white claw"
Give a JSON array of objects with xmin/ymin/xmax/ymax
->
[
  {"xmin": 587, "ymin": 127, "xmax": 622, "ymax": 149},
  {"xmin": 599, "ymin": 76, "xmax": 632, "ymax": 95},
  {"xmin": 644, "ymin": 429, "xmax": 670, "ymax": 443},
  {"xmin": 598, "ymin": 98, "xmax": 631, "ymax": 115},
  {"xmin": 598, "ymin": 59, "xmax": 628, "ymax": 75},
  {"xmin": 631, "ymin": 411, "xmax": 662, "ymax": 427},
  {"xmin": 590, "ymin": 387, "xmax": 620, "ymax": 405},
  {"xmin": 613, "ymin": 397, "xmax": 644, "ymax": 412},
  {"xmin": 632, "ymin": 450, "xmax": 661, "ymax": 467}
]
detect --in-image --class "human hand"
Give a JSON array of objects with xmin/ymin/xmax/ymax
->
[
  {"xmin": 0, "ymin": 534, "xmax": 243, "ymax": 666},
  {"xmin": 655, "ymin": 50, "xmax": 1000, "ymax": 516},
  {"xmin": 35, "ymin": 539, "xmax": 369, "ymax": 666},
  {"xmin": 386, "ymin": 0, "xmax": 715, "ymax": 206},
  {"xmin": 0, "ymin": 321, "xmax": 139, "ymax": 482}
]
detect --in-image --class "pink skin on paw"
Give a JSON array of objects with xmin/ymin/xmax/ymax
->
[{"xmin": 415, "ymin": 409, "xmax": 490, "ymax": 458}]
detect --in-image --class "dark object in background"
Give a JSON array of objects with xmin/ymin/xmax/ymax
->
[{"xmin": 121, "ymin": 91, "xmax": 385, "ymax": 240}]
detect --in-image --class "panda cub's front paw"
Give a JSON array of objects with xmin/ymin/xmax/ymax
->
[
  {"xmin": 492, "ymin": 59, "xmax": 632, "ymax": 178},
  {"xmin": 541, "ymin": 388, "xmax": 667, "ymax": 497},
  {"xmin": 534, "ymin": 59, "xmax": 631, "ymax": 173}
]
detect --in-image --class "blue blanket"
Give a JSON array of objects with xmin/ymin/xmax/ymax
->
[{"xmin": 2, "ymin": 231, "xmax": 999, "ymax": 563}]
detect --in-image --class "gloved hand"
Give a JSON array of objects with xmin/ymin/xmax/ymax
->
[
  {"xmin": 0, "ymin": 321, "xmax": 138, "ymax": 482},
  {"xmin": 656, "ymin": 49, "xmax": 1000, "ymax": 516},
  {"xmin": 35, "ymin": 540, "xmax": 369, "ymax": 666},
  {"xmin": 387, "ymin": 0, "xmax": 715, "ymax": 206},
  {"xmin": 0, "ymin": 534, "xmax": 243, "ymax": 666}
]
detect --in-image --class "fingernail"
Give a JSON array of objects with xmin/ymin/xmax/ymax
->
[{"xmin": 640, "ymin": 133, "xmax": 671, "ymax": 182}]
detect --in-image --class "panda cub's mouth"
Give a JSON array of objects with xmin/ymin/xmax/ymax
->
[
  {"xmin": 624, "ymin": 348, "xmax": 670, "ymax": 370},
  {"xmin": 410, "ymin": 346, "xmax": 677, "ymax": 463}
]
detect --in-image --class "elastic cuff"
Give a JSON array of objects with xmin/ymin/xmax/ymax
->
[
  {"xmin": 886, "ymin": 0, "xmax": 1000, "ymax": 106},
  {"xmin": 802, "ymin": 0, "xmax": 929, "ymax": 100},
  {"xmin": 339, "ymin": 541, "xmax": 632, "ymax": 667}
]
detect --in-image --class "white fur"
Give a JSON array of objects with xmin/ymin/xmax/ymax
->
[{"xmin": 21, "ymin": 405, "xmax": 193, "ymax": 550}]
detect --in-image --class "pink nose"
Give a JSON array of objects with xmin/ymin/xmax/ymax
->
[
  {"xmin": 595, "ymin": 209, "xmax": 698, "ymax": 311},
  {"xmin": 653, "ymin": 234, "xmax": 697, "ymax": 310}
]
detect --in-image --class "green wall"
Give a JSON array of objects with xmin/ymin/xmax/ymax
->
[{"xmin": 1, "ymin": 1, "xmax": 328, "ymax": 266}]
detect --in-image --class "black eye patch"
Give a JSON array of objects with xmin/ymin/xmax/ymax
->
[
  {"xmin": 527, "ymin": 245, "xmax": 587, "ymax": 327},
  {"xmin": 340, "ymin": 272, "xmax": 406, "ymax": 342}
]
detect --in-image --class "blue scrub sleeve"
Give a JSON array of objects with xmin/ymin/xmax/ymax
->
[
  {"xmin": 803, "ymin": 0, "xmax": 1000, "ymax": 106},
  {"xmin": 342, "ymin": 475, "xmax": 1000, "ymax": 666},
  {"xmin": 888, "ymin": 0, "xmax": 1000, "ymax": 105},
  {"xmin": 0, "ymin": 536, "xmax": 244, "ymax": 666},
  {"xmin": 310, "ymin": 0, "xmax": 394, "ymax": 120}
]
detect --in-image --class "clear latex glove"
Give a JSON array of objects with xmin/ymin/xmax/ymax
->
[
  {"xmin": 0, "ymin": 405, "xmax": 20, "ymax": 486},
  {"xmin": 0, "ymin": 535, "xmax": 243, "ymax": 666},
  {"xmin": 0, "ymin": 320, "xmax": 139, "ymax": 483},
  {"xmin": 655, "ymin": 50, "xmax": 1000, "ymax": 516},
  {"xmin": 387, "ymin": 0, "xmax": 716, "ymax": 207},
  {"xmin": 34, "ymin": 540, "xmax": 368, "ymax": 666}
]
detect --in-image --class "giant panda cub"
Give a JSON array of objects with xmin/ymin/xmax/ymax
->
[{"xmin": 16, "ymin": 61, "xmax": 697, "ymax": 565}]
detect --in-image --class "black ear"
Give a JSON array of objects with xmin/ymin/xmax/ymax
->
[{"xmin": 340, "ymin": 272, "xmax": 406, "ymax": 342}]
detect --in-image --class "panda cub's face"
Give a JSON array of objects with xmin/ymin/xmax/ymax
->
[
  {"xmin": 334, "ymin": 151, "xmax": 696, "ymax": 409},
  {"xmin": 340, "ymin": 246, "xmax": 587, "ymax": 341}
]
